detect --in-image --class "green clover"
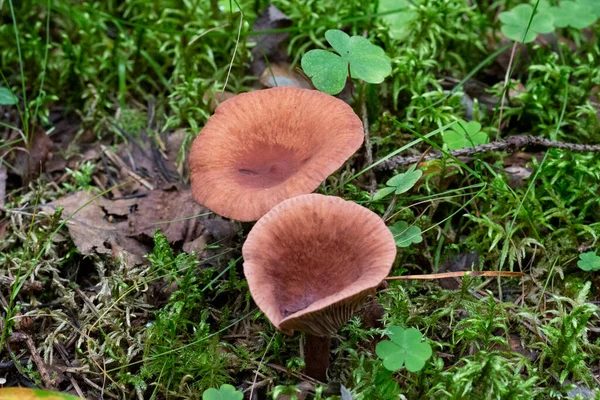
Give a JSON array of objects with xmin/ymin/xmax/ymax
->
[
  {"xmin": 373, "ymin": 164, "xmax": 422, "ymax": 201},
  {"xmin": 442, "ymin": 119, "xmax": 488, "ymax": 150},
  {"xmin": 378, "ymin": 0, "xmax": 417, "ymax": 41},
  {"xmin": 376, "ymin": 326, "xmax": 433, "ymax": 372},
  {"xmin": 389, "ymin": 221, "xmax": 423, "ymax": 248},
  {"xmin": 499, "ymin": 4, "xmax": 554, "ymax": 43},
  {"xmin": 577, "ymin": 251, "xmax": 600, "ymax": 272},
  {"xmin": 549, "ymin": 1, "xmax": 596, "ymax": 29},
  {"xmin": 202, "ymin": 384, "xmax": 243, "ymax": 400},
  {"xmin": 0, "ymin": 87, "xmax": 18, "ymax": 105},
  {"xmin": 578, "ymin": 0, "xmax": 600, "ymax": 17},
  {"xmin": 301, "ymin": 29, "xmax": 392, "ymax": 95}
]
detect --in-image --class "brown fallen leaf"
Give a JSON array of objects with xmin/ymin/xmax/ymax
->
[
  {"xmin": 40, "ymin": 185, "xmax": 238, "ymax": 265},
  {"xmin": 250, "ymin": 4, "xmax": 292, "ymax": 77},
  {"xmin": 260, "ymin": 63, "xmax": 313, "ymax": 90},
  {"xmin": 12, "ymin": 127, "xmax": 54, "ymax": 181}
]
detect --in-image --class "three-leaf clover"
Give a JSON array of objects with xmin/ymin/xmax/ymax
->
[
  {"xmin": 577, "ymin": 251, "xmax": 600, "ymax": 272},
  {"xmin": 301, "ymin": 29, "xmax": 392, "ymax": 95},
  {"xmin": 202, "ymin": 384, "xmax": 243, "ymax": 400},
  {"xmin": 0, "ymin": 87, "xmax": 17, "ymax": 105},
  {"xmin": 378, "ymin": 0, "xmax": 417, "ymax": 41},
  {"xmin": 389, "ymin": 221, "xmax": 422, "ymax": 248},
  {"xmin": 376, "ymin": 326, "xmax": 433, "ymax": 372},
  {"xmin": 578, "ymin": 0, "xmax": 600, "ymax": 17},
  {"xmin": 373, "ymin": 164, "xmax": 422, "ymax": 200},
  {"xmin": 548, "ymin": 1, "xmax": 596, "ymax": 29},
  {"xmin": 443, "ymin": 119, "xmax": 488, "ymax": 150},
  {"xmin": 499, "ymin": 4, "xmax": 554, "ymax": 43}
]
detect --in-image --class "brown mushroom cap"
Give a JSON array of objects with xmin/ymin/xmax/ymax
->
[
  {"xmin": 189, "ymin": 87, "xmax": 364, "ymax": 221},
  {"xmin": 243, "ymin": 194, "xmax": 397, "ymax": 337}
]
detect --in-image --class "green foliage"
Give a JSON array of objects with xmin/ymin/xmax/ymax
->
[
  {"xmin": 376, "ymin": 326, "xmax": 432, "ymax": 372},
  {"xmin": 500, "ymin": 0, "xmax": 600, "ymax": 43},
  {"xmin": 389, "ymin": 221, "xmax": 423, "ymax": 248},
  {"xmin": 548, "ymin": 1, "xmax": 597, "ymax": 29},
  {"xmin": 378, "ymin": 0, "xmax": 417, "ymax": 41},
  {"xmin": 142, "ymin": 232, "xmax": 231, "ymax": 394},
  {"xmin": 442, "ymin": 120, "xmax": 488, "ymax": 150},
  {"xmin": 202, "ymin": 384, "xmax": 243, "ymax": 400},
  {"xmin": 499, "ymin": 4, "xmax": 555, "ymax": 43},
  {"xmin": 301, "ymin": 29, "xmax": 391, "ymax": 95},
  {"xmin": 0, "ymin": 87, "xmax": 18, "ymax": 105},
  {"xmin": 62, "ymin": 161, "xmax": 96, "ymax": 193},
  {"xmin": 373, "ymin": 164, "xmax": 422, "ymax": 200},
  {"xmin": 537, "ymin": 282, "xmax": 599, "ymax": 384},
  {"xmin": 577, "ymin": 251, "xmax": 600, "ymax": 271}
]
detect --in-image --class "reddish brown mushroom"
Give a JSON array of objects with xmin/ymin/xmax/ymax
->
[
  {"xmin": 243, "ymin": 194, "xmax": 397, "ymax": 380},
  {"xmin": 189, "ymin": 87, "xmax": 363, "ymax": 221}
]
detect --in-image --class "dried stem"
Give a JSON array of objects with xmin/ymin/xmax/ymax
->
[
  {"xmin": 386, "ymin": 271, "xmax": 525, "ymax": 280},
  {"xmin": 376, "ymin": 135, "xmax": 600, "ymax": 171}
]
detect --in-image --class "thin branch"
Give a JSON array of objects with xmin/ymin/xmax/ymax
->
[
  {"xmin": 376, "ymin": 135, "xmax": 600, "ymax": 170},
  {"xmin": 386, "ymin": 271, "xmax": 525, "ymax": 280}
]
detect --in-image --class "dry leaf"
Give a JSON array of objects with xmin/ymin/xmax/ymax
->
[
  {"xmin": 260, "ymin": 63, "xmax": 313, "ymax": 89},
  {"xmin": 41, "ymin": 186, "xmax": 238, "ymax": 265},
  {"xmin": 250, "ymin": 5, "xmax": 292, "ymax": 77}
]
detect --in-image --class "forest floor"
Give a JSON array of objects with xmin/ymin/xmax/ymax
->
[{"xmin": 1, "ymin": 0, "xmax": 600, "ymax": 399}]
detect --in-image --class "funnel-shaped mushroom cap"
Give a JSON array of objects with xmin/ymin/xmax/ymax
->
[
  {"xmin": 189, "ymin": 87, "xmax": 364, "ymax": 221},
  {"xmin": 243, "ymin": 194, "xmax": 397, "ymax": 337}
]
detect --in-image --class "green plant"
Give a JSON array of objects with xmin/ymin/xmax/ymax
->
[
  {"xmin": 203, "ymin": 384, "xmax": 243, "ymax": 400},
  {"xmin": 442, "ymin": 119, "xmax": 488, "ymax": 150},
  {"xmin": 0, "ymin": 87, "xmax": 18, "ymax": 105},
  {"xmin": 389, "ymin": 221, "xmax": 423, "ymax": 248},
  {"xmin": 499, "ymin": 4, "xmax": 554, "ymax": 43},
  {"xmin": 548, "ymin": 1, "xmax": 597, "ymax": 29},
  {"xmin": 301, "ymin": 29, "xmax": 391, "ymax": 95},
  {"xmin": 376, "ymin": 326, "xmax": 433, "ymax": 372},
  {"xmin": 378, "ymin": 0, "xmax": 417, "ymax": 41},
  {"xmin": 373, "ymin": 164, "xmax": 422, "ymax": 200},
  {"xmin": 577, "ymin": 251, "xmax": 600, "ymax": 271}
]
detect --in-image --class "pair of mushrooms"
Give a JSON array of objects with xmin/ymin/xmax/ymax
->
[{"xmin": 190, "ymin": 87, "xmax": 396, "ymax": 380}]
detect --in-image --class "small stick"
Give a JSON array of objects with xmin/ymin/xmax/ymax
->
[
  {"xmin": 9, "ymin": 332, "xmax": 54, "ymax": 389},
  {"xmin": 386, "ymin": 271, "xmax": 525, "ymax": 280},
  {"xmin": 376, "ymin": 135, "xmax": 600, "ymax": 170},
  {"xmin": 361, "ymin": 86, "xmax": 377, "ymax": 194}
]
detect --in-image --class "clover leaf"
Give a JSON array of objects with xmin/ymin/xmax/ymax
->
[
  {"xmin": 376, "ymin": 326, "xmax": 432, "ymax": 372},
  {"xmin": 549, "ymin": 1, "xmax": 596, "ymax": 29},
  {"xmin": 577, "ymin": 251, "xmax": 600, "ymax": 272},
  {"xmin": 202, "ymin": 384, "xmax": 243, "ymax": 400},
  {"xmin": 578, "ymin": 0, "xmax": 600, "ymax": 17},
  {"xmin": 389, "ymin": 221, "xmax": 422, "ymax": 248},
  {"xmin": 378, "ymin": 0, "xmax": 417, "ymax": 40},
  {"xmin": 0, "ymin": 87, "xmax": 17, "ymax": 105},
  {"xmin": 372, "ymin": 165, "xmax": 422, "ymax": 201},
  {"xmin": 443, "ymin": 119, "xmax": 488, "ymax": 150},
  {"xmin": 301, "ymin": 29, "xmax": 391, "ymax": 95},
  {"xmin": 499, "ymin": 4, "xmax": 554, "ymax": 43}
]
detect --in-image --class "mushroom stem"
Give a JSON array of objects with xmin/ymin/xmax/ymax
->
[{"xmin": 304, "ymin": 334, "xmax": 331, "ymax": 381}]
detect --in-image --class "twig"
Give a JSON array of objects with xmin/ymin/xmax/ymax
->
[
  {"xmin": 361, "ymin": 87, "xmax": 377, "ymax": 194},
  {"xmin": 386, "ymin": 271, "xmax": 525, "ymax": 280},
  {"xmin": 497, "ymin": 41, "xmax": 518, "ymax": 138},
  {"xmin": 54, "ymin": 342, "xmax": 86, "ymax": 399},
  {"xmin": 376, "ymin": 135, "xmax": 600, "ymax": 170},
  {"xmin": 0, "ymin": 276, "xmax": 43, "ymax": 294},
  {"xmin": 101, "ymin": 145, "xmax": 154, "ymax": 190},
  {"xmin": 9, "ymin": 332, "xmax": 54, "ymax": 389}
]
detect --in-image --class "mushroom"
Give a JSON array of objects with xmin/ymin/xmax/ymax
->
[
  {"xmin": 189, "ymin": 87, "xmax": 363, "ymax": 221},
  {"xmin": 242, "ymin": 194, "xmax": 397, "ymax": 380}
]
